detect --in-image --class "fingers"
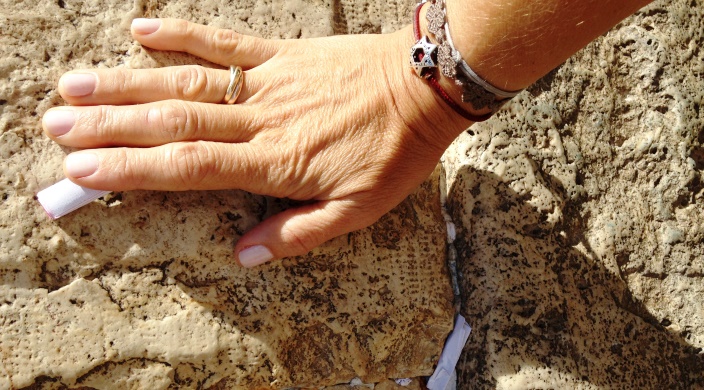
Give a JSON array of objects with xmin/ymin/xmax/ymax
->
[
  {"xmin": 57, "ymin": 66, "xmax": 262, "ymax": 106},
  {"xmin": 131, "ymin": 18, "xmax": 282, "ymax": 68},
  {"xmin": 235, "ymin": 200, "xmax": 378, "ymax": 268},
  {"xmin": 43, "ymin": 100, "xmax": 258, "ymax": 147},
  {"xmin": 62, "ymin": 141, "xmax": 267, "ymax": 193}
]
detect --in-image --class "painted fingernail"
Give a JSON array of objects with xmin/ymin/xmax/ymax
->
[
  {"xmin": 238, "ymin": 245, "xmax": 274, "ymax": 268},
  {"xmin": 43, "ymin": 109, "xmax": 75, "ymax": 137},
  {"xmin": 131, "ymin": 18, "xmax": 161, "ymax": 35},
  {"xmin": 60, "ymin": 73, "xmax": 96, "ymax": 97},
  {"xmin": 65, "ymin": 153, "xmax": 99, "ymax": 178}
]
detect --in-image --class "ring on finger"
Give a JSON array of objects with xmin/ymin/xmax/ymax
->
[{"xmin": 224, "ymin": 65, "xmax": 243, "ymax": 104}]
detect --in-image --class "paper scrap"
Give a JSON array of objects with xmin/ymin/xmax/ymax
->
[
  {"xmin": 426, "ymin": 315, "xmax": 471, "ymax": 390},
  {"xmin": 37, "ymin": 178, "xmax": 110, "ymax": 219}
]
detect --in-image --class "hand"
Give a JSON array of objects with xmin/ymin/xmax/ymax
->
[{"xmin": 42, "ymin": 18, "xmax": 471, "ymax": 267}]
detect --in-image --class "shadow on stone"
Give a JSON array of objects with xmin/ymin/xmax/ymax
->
[{"xmin": 448, "ymin": 165, "xmax": 704, "ymax": 388}]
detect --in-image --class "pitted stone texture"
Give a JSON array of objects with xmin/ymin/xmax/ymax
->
[
  {"xmin": 444, "ymin": 0, "xmax": 704, "ymax": 387},
  {"xmin": 0, "ymin": 0, "xmax": 454, "ymax": 389}
]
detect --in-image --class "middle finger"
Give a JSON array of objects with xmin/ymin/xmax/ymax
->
[
  {"xmin": 42, "ymin": 100, "xmax": 260, "ymax": 148},
  {"xmin": 57, "ymin": 65, "xmax": 261, "ymax": 106}
]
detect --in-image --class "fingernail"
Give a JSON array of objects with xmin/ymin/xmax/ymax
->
[
  {"xmin": 238, "ymin": 245, "xmax": 274, "ymax": 268},
  {"xmin": 60, "ymin": 73, "xmax": 96, "ymax": 97},
  {"xmin": 65, "ymin": 153, "xmax": 99, "ymax": 178},
  {"xmin": 132, "ymin": 18, "xmax": 161, "ymax": 35},
  {"xmin": 43, "ymin": 109, "xmax": 75, "ymax": 137}
]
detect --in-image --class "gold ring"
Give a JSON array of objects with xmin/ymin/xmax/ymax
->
[{"xmin": 224, "ymin": 65, "xmax": 243, "ymax": 104}]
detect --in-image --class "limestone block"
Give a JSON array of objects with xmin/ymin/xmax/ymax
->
[
  {"xmin": 444, "ymin": 0, "xmax": 704, "ymax": 387},
  {"xmin": 0, "ymin": 0, "xmax": 454, "ymax": 388}
]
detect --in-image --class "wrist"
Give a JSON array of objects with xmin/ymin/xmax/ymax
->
[
  {"xmin": 388, "ymin": 26, "xmax": 473, "ymax": 148},
  {"xmin": 444, "ymin": 0, "xmax": 533, "ymax": 91},
  {"xmin": 406, "ymin": 1, "xmax": 522, "ymax": 126},
  {"xmin": 443, "ymin": 0, "xmax": 656, "ymax": 91}
]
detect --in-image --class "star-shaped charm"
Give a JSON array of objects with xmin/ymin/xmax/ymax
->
[{"xmin": 410, "ymin": 36, "xmax": 438, "ymax": 78}]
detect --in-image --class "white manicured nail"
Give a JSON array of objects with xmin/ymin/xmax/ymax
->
[
  {"xmin": 238, "ymin": 245, "xmax": 274, "ymax": 268},
  {"xmin": 65, "ymin": 153, "xmax": 99, "ymax": 178},
  {"xmin": 131, "ymin": 18, "xmax": 161, "ymax": 35}
]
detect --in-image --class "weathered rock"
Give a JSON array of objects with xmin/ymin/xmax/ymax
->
[
  {"xmin": 3, "ymin": 0, "xmax": 704, "ymax": 388},
  {"xmin": 0, "ymin": 1, "xmax": 453, "ymax": 388},
  {"xmin": 444, "ymin": 0, "xmax": 704, "ymax": 387}
]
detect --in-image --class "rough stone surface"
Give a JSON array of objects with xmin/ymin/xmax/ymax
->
[
  {"xmin": 2, "ymin": 0, "xmax": 704, "ymax": 389},
  {"xmin": 443, "ymin": 0, "xmax": 704, "ymax": 387},
  {"xmin": 0, "ymin": 1, "xmax": 452, "ymax": 389}
]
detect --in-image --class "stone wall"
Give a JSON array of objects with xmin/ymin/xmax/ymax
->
[
  {"xmin": 0, "ymin": 1, "xmax": 452, "ymax": 388},
  {"xmin": 444, "ymin": 0, "xmax": 704, "ymax": 387},
  {"xmin": 1, "ymin": 0, "xmax": 702, "ymax": 388}
]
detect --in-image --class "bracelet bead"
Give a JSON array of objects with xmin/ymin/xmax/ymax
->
[
  {"xmin": 410, "ymin": 2, "xmax": 492, "ymax": 122},
  {"xmin": 422, "ymin": 0, "xmax": 523, "ymax": 114}
]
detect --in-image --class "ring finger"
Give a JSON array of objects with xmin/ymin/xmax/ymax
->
[{"xmin": 58, "ymin": 65, "xmax": 261, "ymax": 106}]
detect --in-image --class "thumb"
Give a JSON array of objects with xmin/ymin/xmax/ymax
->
[{"xmin": 234, "ymin": 199, "xmax": 377, "ymax": 268}]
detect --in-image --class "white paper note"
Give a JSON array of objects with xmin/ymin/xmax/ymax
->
[
  {"xmin": 426, "ymin": 315, "xmax": 472, "ymax": 390},
  {"xmin": 37, "ymin": 178, "xmax": 110, "ymax": 219}
]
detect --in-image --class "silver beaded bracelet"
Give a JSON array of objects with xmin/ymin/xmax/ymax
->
[{"xmin": 424, "ymin": 0, "xmax": 522, "ymax": 113}]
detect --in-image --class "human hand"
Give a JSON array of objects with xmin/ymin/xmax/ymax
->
[{"xmin": 42, "ymin": 18, "xmax": 472, "ymax": 267}]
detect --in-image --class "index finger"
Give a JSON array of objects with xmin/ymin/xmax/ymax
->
[{"xmin": 131, "ymin": 18, "xmax": 282, "ymax": 68}]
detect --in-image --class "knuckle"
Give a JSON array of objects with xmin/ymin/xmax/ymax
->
[
  {"xmin": 174, "ymin": 19, "xmax": 192, "ymax": 37},
  {"xmin": 166, "ymin": 142, "xmax": 217, "ymax": 187},
  {"xmin": 113, "ymin": 69, "xmax": 134, "ymax": 96},
  {"xmin": 266, "ymin": 150, "xmax": 299, "ymax": 191},
  {"xmin": 92, "ymin": 105, "xmax": 116, "ymax": 143},
  {"xmin": 270, "ymin": 142, "xmax": 306, "ymax": 183},
  {"xmin": 211, "ymin": 28, "xmax": 241, "ymax": 57},
  {"xmin": 282, "ymin": 226, "xmax": 319, "ymax": 256},
  {"xmin": 112, "ymin": 148, "xmax": 144, "ymax": 189},
  {"xmin": 147, "ymin": 102, "xmax": 198, "ymax": 141},
  {"xmin": 173, "ymin": 66, "xmax": 209, "ymax": 101}
]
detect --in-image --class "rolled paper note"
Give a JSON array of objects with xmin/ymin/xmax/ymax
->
[
  {"xmin": 37, "ymin": 178, "xmax": 111, "ymax": 219},
  {"xmin": 426, "ymin": 315, "xmax": 472, "ymax": 390}
]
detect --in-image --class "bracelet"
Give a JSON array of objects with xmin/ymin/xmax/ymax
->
[
  {"xmin": 410, "ymin": 2, "xmax": 491, "ymax": 122},
  {"xmin": 425, "ymin": 0, "xmax": 522, "ymax": 112}
]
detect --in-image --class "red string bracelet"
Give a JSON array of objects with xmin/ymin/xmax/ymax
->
[{"xmin": 410, "ymin": 2, "xmax": 491, "ymax": 122}]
